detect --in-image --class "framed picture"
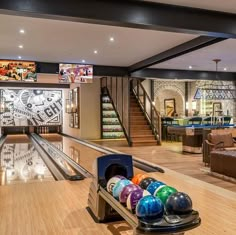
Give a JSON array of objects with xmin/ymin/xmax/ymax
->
[
  {"xmin": 73, "ymin": 87, "xmax": 80, "ymax": 128},
  {"xmin": 164, "ymin": 99, "xmax": 176, "ymax": 117},
  {"xmin": 213, "ymin": 102, "xmax": 222, "ymax": 116},
  {"xmin": 69, "ymin": 114, "xmax": 74, "ymax": 127}
]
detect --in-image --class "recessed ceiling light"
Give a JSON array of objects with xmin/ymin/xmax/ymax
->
[
  {"xmin": 19, "ymin": 29, "xmax": 25, "ymax": 34},
  {"xmin": 110, "ymin": 37, "xmax": 114, "ymax": 42},
  {"xmin": 82, "ymin": 60, "xmax": 85, "ymax": 63},
  {"xmin": 189, "ymin": 65, "xmax": 192, "ymax": 69},
  {"xmin": 94, "ymin": 50, "xmax": 98, "ymax": 54},
  {"xmin": 18, "ymin": 45, "xmax": 23, "ymax": 49},
  {"xmin": 223, "ymin": 67, "xmax": 227, "ymax": 71},
  {"xmin": 18, "ymin": 56, "xmax": 22, "ymax": 59}
]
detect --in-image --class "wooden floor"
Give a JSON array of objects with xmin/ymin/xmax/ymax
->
[
  {"xmin": 1, "ymin": 135, "xmax": 236, "ymax": 234},
  {"xmin": 0, "ymin": 170, "xmax": 236, "ymax": 234},
  {"xmin": 93, "ymin": 140, "xmax": 236, "ymax": 193}
]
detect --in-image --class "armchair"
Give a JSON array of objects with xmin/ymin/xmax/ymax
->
[{"xmin": 203, "ymin": 132, "xmax": 236, "ymax": 165}]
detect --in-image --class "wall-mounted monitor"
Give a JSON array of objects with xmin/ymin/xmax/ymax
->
[
  {"xmin": 0, "ymin": 60, "xmax": 37, "ymax": 82},
  {"xmin": 58, "ymin": 64, "xmax": 93, "ymax": 83}
]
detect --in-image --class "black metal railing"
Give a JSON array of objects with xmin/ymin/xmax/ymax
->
[
  {"xmin": 101, "ymin": 76, "xmax": 131, "ymax": 146},
  {"xmin": 131, "ymin": 78, "xmax": 162, "ymax": 143}
]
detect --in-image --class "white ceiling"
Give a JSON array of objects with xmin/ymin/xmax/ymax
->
[
  {"xmin": 151, "ymin": 39, "xmax": 236, "ymax": 72},
  {"xmin": 0, "ymin": 14, "xmax": 196, "ymax": 66},
  {"xmin": 144, "ymin": 0, "xmax": 236, "ymax": 14}
]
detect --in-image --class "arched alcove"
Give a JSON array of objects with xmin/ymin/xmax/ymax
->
[{"xmin": 155, "ymin": 89, "xmax": 185, "ymax": 117}]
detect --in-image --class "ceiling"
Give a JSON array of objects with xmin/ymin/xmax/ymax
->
[
  {"xmin": 144, "ymin": 0, "xmax": 236, "ymax": 14},
  {"xmin": 0, "ymin": 14, "xmax": 196, "ymax": 66},
  {"xmin": 151, "ymin": 39, "xmax": 236, "ymax": 72}
]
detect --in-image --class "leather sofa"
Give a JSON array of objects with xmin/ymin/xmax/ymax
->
[
  {"xmin": 211, "ymin": 150, "xmax": 236, "ymax": 179},
  {"xmin": 203, "ymin": 132, "xmax": 236, "ymax": 165}
]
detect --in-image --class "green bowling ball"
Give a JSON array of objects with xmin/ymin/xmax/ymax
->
[{"xmin": 155, "ymin": 186, "xmax": 177, "ymax": 204}]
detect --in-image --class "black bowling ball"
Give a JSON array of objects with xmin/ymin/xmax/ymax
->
[
  {"xmin": 166, "ymin": 192, "xmax": 192, "ymax": 215},
  {"xmin": 139, "ymin": 177, "xmax": 157, "ymax": 189}
]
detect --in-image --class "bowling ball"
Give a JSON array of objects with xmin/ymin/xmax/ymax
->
[
  {"xmin": 106, "ymin": 175, "xmax": 126, "ymax": 193},
  {"xmin": 119, "ymin": 184, "xmax": 140, "ymax": 204},
  {"xmin": 127, "ymin": 189, "xmax": 150, "ymax": 212},
  {"xmin": 132, "ymin": 174, "xmax": 148, "ymax": 185},
  {"xmin": 146, "ymin": 181, "xmax": 166, "ymax": 195},
  {"xmin": 112, "ymin": 179, "xmax": 133, "ymax": 200},
  {"xmin": 166, "ymin": 192, "xmax": 193, "ymax": 215},
  {"xmin": 139, "ymin": 177, "xmax": 157, "ymax": 190},
  {"xmin": 153, "ymin": 185, "xmax": 166, "ymax": 196},
  {"xmin": 155, "ymin": 186, "xmax": 178, "ymax": 205},
  {"xmin": 136, "ymin": 195, "xmax": 164, "ymax": 221}
]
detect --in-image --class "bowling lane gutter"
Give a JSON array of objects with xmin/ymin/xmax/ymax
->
[
  {"xmin": 60, "ymin": 133, "xmax": 165, "ymax": 174},
  {"xmin": 29, "ymin": 134, "xmax": 65, "ymax": 181},
  {"xmin": 32, "ymin": 133, "xmax": 92, "ymax": 178}
]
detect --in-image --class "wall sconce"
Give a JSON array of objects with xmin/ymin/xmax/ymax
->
[
  {"xmin": 192, "ymin": 100, "xmax": 197, "ymax": 110},
  {"xmin": 186, "ymin": 101, "xmax": 189, "ymax": 110},
  {"xmin": 65, "ymin": 99, "xmax": 71, "ymax": 113},
  {"xmin": 65, "ymin": 99, "xmax": 76, "ymax": 114}
]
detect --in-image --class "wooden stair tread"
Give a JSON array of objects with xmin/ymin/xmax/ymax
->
[
  {"xmin": 132, "ymin": 139, "xmax": 157, "ymax": 143},
  {"xmin": 131, "ymin": 135, "xmax": 154, "ymax": 138}
]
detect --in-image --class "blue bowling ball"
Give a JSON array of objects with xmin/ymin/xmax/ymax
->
[
  {"xmin": 112, "ymin": 179, "xmax": 133, "ymax": 200},
  {"xmin": 136, "ymin": 195, "xmax": 164, "ymax": 221},
  {"xmin": 166, "ymin": 192, "xmax": 193, "ymax": 215},
  {"xmin": 146, "ymin": 181, "xmax": 165, "ymax": 195}
]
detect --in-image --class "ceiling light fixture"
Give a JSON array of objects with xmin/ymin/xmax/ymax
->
[
  {"xmin": 18, "ymin": 56, "xmax": 22, "ymax": 59},
  {"xmin": 110, "ymin": 37, "xmax": 114, "ymax": 42},
  {"xmin": 189, "ymin": 65, "xmax": 192, "ymax": 69},
  {"xmin": 94, "ymin": 50, "xmax": 98, "ymax": 54},
  {"xmin": 19, "ymin": 29, "xmax": 25, "ymax": 34},
  {"xmin": 194, "ymin": 59, "xmax": 236, "ymax": 100},
  {"xmin": 82, "ymin": 60, "xmax": 85, "ymax": 63},
  {"xmin": 224, "ymin": 68, "xmax": 227, "ymax": 71},
  {"xmin": 18, "ymin": 45, "xmax": 23, "ymax": 49}
]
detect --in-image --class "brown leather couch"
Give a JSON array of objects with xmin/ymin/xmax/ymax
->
[
  {"xmin": 203, "ymin": 132, "xmax": 236, "ymax": 165},
  {"xmin": 211, "ymin": 150, "xmax": 236, "ymax": 179}
]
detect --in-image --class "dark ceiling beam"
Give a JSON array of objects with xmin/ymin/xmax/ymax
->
[
  {"xmin": 93, "ymin": 65, "xmax": 128, "ymax": 77},
  {"xmin": 131, "ymin": 68, "xmax": 236, "ymax": 81},
  {"xmin": 1, "ymin": 0, "xmax": 236, "ymax": 38},
  {"xmin": 129, "ymin": 36, "xmax": 227, "ymax": 73},
  {"xmin": 0, "ymin": 82, "xmax": 70, "ymax": 88}
]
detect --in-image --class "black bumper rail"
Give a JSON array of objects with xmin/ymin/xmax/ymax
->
[{"xmin": 61, "ymin": 133, "xmax": 165, "ymax": 174}]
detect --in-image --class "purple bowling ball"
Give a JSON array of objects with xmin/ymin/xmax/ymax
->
[
  {"xmin": 119, "ymin": 184, "xmax": 140, "ymax": 204},
  {"xmin": 127, "ymin": 188, "xmax": 150, "ymax": 212}
]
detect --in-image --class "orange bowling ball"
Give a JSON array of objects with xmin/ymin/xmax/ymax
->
[{"xmin": 132, "ymin": 174, "xmax": 148, "ymax": 185}]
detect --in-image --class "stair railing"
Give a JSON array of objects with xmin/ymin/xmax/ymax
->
[
  {"xmin": 131, "ymin": 78, "xmax": 161, "ymax": 144},
  {"xmin": 101, "ymin": 76, "xmax": 131, "ymax": 146}
]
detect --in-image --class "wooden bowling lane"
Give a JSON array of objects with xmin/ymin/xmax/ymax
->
[
  {"xmin": 40, "ymin": 134, "xmax": 144, "ymax": 175},
  {"xmin": 1, "ymin": 134, "xmax": 55, "ymax": 185}
]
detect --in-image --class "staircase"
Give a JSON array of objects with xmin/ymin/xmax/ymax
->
[{"xmin": 130, "ymin": 94, "xmax": 158, "ymax": 146}]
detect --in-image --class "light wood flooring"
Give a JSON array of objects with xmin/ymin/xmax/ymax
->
[
  {"xmin": 93, "ymin": 140, "xmax": 236, "ymax": 193},
  {"xmin": 0, "ymin": 135, "xmax": 236, "ymax": 235}
]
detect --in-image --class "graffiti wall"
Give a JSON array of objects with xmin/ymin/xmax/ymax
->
[{"xmin": 1, "ymin": 89, "xmax": 62, "ymax": 126}]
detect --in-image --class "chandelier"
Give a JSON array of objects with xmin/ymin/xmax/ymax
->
[{"xmin": 194, "ymin": 59, "xmax": 236, "ymax": 100}]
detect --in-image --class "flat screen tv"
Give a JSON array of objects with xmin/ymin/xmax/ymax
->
[
  {"xmin": 58, "ymin": 64, "xmax": 93, "ymax": 83},
  {"xmin": 0, "ymin": 60, "xmax": 37, "ymax": 82}
]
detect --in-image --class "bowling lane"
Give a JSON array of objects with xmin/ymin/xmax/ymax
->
[
  {"xmin": 41, "ymin": 134, "xmax": 144, "ymax": 175},
  {"xmin": 0, "ymin": 135, "xmax": 55, "ymax": 185}
]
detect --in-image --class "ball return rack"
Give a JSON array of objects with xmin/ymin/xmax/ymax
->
[{"xmin": 88, "ymin": 154, "xmax": 201, "ymax": 235}]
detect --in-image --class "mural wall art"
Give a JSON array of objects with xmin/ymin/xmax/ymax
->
[{"xmin": 1, "ymin": 89, "xmax": 62, "ymax": 126}]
